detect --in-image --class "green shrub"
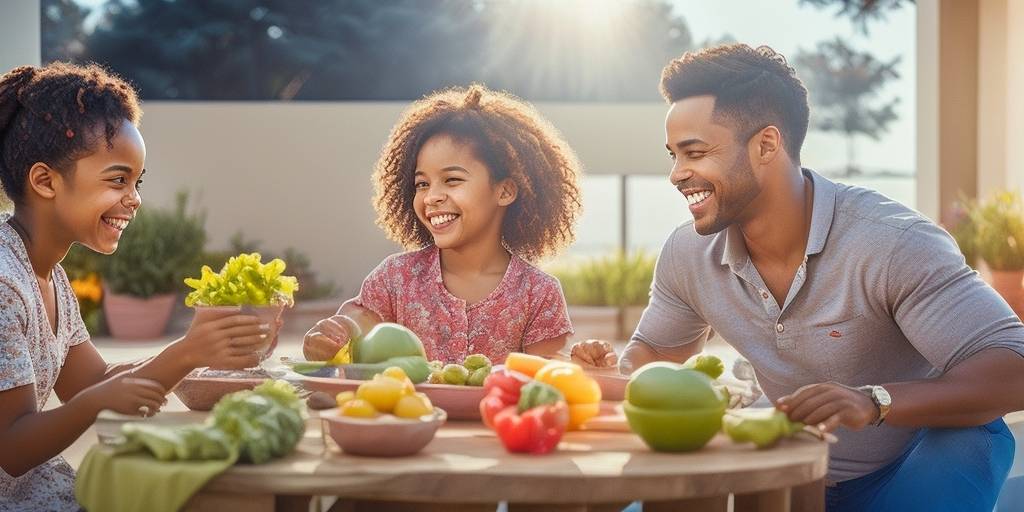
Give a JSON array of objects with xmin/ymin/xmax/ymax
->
[
  {"xmin": 100, "ymin": 191, "xmax": 207, "ymax": 298},
  {"xmin": 549, "ymin": 251, "xmax": 656, "ymax": 307},
  {"xmin": 969, "ymin": 191, "xmax": 1024, "ymax": 271}
]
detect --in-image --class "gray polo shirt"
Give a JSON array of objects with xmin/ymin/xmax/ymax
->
[{"xmin": 632, "ymin": 168, "xmax": 1024, "ymax": 482}]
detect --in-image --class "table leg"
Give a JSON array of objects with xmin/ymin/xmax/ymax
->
[
  {"xmin": 734, "ymin": 488, "xmax": 791, "ymax": 512},
  {"xmin": 278, "ymin": 495, "xmax": 314, "ymax": 512},
  {"xmin": 509, "ymin": 504, "xmax": 636, "ymax": 512},
  {"xmin": 791, "ymin": 479, "xmax": 826, "ymax": 512},
  {"xmin": 334, "ymin": 500, "xmax": 497, "ymax": 512},
  {"xmin": 585, "ymin": 504, "xmax": 634, "ymax": 512},
  {"xmin": 508, "ymin": 505, "xmax": 586, "ymax": 512},
  {"xmin": 183, "ymin": 491, "xmax": 275, "ymax": 512},
  {"xmin": 644, "ymin": 496, "xmax": 729, "ymax": 512}
]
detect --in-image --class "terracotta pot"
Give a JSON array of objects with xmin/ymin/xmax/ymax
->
[
  {"xmin": 103, "ymin": 290, "xmax": 177, "ymax": 340},
  {"xmin": 193, "ymin": 304, "xmax": 286, "ymax": 361},
  {"xmin": 990, "ymin": 270, "xmax": 1024, "ymax": 320}
]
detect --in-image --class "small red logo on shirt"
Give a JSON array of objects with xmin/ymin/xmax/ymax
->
[{"xmin": 829, "ymin": 330, "xmax": 842, "ymax": 338}]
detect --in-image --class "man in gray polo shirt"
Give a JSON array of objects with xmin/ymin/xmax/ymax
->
[{"xmin": 573, "ymin": 44, "xmax": 1024, "ymax": 511}]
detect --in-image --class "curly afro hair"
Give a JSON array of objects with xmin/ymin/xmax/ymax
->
[
  {"xmin": 660, "ymin": 44, "xmax": 809, "ymax": 162},
  {"xmin": 0, "ymin": 62, "xmax": 142, "ymax": 204},
  {"xmin": 372, "ymin": 84, "xmax": 583, "ymax": 262}
]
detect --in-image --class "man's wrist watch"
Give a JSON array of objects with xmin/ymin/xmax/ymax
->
[{"xmin": 857, "ymin": 385, "xmax": 892, "ymax": 426}]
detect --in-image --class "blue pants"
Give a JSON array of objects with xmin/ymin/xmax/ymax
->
[{"xmin": 826, "ymin": 418, "xmax": 1015, "ymax": 512}]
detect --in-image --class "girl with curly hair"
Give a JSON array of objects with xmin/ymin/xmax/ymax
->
[
  {"xmin": 0, "ymin": 63, "xmax": 267, "ymax": 510},
  {"xmin": 304, "ymin": 84, "xmax": 583, "ymax": 365}
]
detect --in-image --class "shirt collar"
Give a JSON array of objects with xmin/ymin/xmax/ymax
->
[{"xmin": 719, "ymin": 168, "xmax": 837, "ymax": 267}]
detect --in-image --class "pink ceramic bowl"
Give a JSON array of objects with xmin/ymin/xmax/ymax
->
[
  {"xmin": 172, "ymin": 375, "xmax": 265, "ymax": 411},
  {"xmin": 302, "ymin": 377, "xmax": 485, "ymax": 420},
  {"xmin": 322, "ymin": 408, "xmax": 447, "ymax": 457}
]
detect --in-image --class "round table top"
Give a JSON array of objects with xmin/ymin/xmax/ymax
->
[{"xmin": 165, "ymin": 411, "xmax": 830, "ymax": 504}]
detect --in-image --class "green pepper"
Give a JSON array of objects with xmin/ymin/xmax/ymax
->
[{"xmin": 722, "ymin": 407, "xmax": 804, "ymax": 449}]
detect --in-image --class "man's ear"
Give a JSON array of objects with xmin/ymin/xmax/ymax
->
[
  {"xmin": 752, "ymin": 125, "xmax": 783, "ymax": 164},
  {"xmin": 26, "ymin": 162, "xmax": 60, "ymax": 200},
  {"xmin": 497, "ymin": 179, "xmax": 518, "ymax": 207}
]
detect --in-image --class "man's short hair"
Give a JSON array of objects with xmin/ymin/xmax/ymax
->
[{"xmin": 660, "ymin": 44, "xmax": 810, "ymax": 162}]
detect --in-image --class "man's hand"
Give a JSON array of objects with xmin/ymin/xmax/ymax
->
[
  {"xmin": 570, "ymin": 340, "xmax": 618, "ymax": 368},
  {"xmin": 776, "ymin": 382, "xmax": 879, "ymax": 432}
]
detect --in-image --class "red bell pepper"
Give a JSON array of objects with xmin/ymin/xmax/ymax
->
[
  {"xmin": 480, "ymin": 368, "xmax": 532, "ymax": 428},
  {"xmin": 480, "ymin": 372, "xmax": 569, "ymax": 454}
]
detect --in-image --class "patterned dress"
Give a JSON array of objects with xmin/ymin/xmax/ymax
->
[
  {"xmin": 0, "ymin": 217, "xmax": 88, "ymax": 511},
  {"xmin": 355, "ymin": 246, "xmax": 573, "ymax": 363}
]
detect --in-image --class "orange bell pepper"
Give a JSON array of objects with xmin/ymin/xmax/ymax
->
[{"xmin": 504, "ymin": 352, "xmax": 551, "ymax": 378}]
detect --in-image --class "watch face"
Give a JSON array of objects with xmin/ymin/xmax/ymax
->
[{"xmin": 875, "ymin": 387, "xmax": 892, "ymax": 407}]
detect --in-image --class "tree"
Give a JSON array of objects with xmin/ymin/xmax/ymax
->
[
  {"xmin": 41, "ymin": 0, "xmax": 92, "ymax": 62},
  {"xmin": 799, "ymin": 0, "xmax": 913, "ymax": 35},
  {"xmin": 43, "ymin": 0, "xmax": 697, "ymax": 101},
  {"xmin": 795, "ymin": 38, "xmax": 900, "ymax": 176}
]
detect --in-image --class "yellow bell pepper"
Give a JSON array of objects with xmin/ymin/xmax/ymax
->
[
  {"xmin": 568, "ymin": 403, "xmax": 601, "ymax": 430},
  {"xmin": 534, "ymin": 362, "xmax": 602, "ymax": 429}
]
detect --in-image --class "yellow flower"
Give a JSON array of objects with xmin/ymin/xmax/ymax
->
[{"xmin": 70, "ymin": 273, "xmax": 103, "ymax": 304}]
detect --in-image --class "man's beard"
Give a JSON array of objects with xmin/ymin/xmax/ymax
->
[{"xmin": 693, "ymin": 151, "xmax": 760, "ymax": 236}]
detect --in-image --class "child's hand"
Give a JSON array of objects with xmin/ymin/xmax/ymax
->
[
  {"xmin": 303, "ymin": 315, "xmax": 355, "ymax": 361},
  {"xmin": 181, "ymin": 307, "xmax": 268, "ymax": 370},
  {"xmin": 83, "ymin": 372, "xmax": 167, "ymax": 417},
  {"xmin": 571, "ymin": 340, "xmax": 619, "ymax": 368}
]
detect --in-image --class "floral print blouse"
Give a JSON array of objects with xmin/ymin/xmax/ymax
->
[
  {"xmin": 355, "ymin": 246, "xmax": 573, "ymax": 364},
  {"xmin": 0, "ymin": 217, "xmax": 88, "ymax": 511}
]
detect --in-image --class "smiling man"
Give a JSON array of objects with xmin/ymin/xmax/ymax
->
[{"xmin": 573, "ymin": 44, "xmax": 1024, "ymax": 510}]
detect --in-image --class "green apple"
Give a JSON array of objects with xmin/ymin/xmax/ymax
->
[
  {"xmin": 625, "ymin": 362, "xmax": 727, "ymax": 410},
  {"xmin": 352, "ymin": 323, "xmax": 426, "ymax": 364}
]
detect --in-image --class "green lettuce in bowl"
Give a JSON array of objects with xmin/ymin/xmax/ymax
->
[{"xmin": 184, "ymin": 253, "xmax": 299, "ymax": 360}]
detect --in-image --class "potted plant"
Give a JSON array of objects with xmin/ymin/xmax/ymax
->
[
  {"xmin": 100, "ymin": 191, "xmax": 206, "ymax": 339},
  {"xmin": 63, "ymin": 244, "xmax": 105, "ymax": 336},
  {"xmin": 549, "ymin": 251, "xmax": 656, "ymax": 341},
  {"xmin": 183, "ymin": 252, "xmax": 299, "ymax": 360},
  {"xmin": 969, "ymin": 191, "xmax": 1024, "ymax": 318}
]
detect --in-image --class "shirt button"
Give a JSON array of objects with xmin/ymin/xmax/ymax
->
[
  {"xmin": 775, "ymin": 323, "xmax": 785, "ymax": 334},
  {"xmin": 760, "ymin": 290, "xmax": 769, "ymax": 300}
]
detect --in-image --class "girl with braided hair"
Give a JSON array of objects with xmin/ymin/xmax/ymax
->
[
  {"xmin": 0, "ymin": 63, "xmax": 268, "ymax": 510},
  {"xmin": 303, "ymin": 84, "xmax": 586, "ymax": 365}
]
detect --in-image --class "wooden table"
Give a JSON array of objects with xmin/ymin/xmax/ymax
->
[{"xmin": 169, "ymin": 413, "xmax": 829, "ymax": 512}]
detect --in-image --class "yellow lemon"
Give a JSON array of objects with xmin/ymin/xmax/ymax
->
[
  {"xmin": 356, "ymin": 376, "xmax": 407, "ymax": 413},
  {"xmin": 335, "ymin": 390, "xmax": 356, "ymax": 409},
  {"xmin": 340, "ymin": 399, "xmax": 378, "ymax": 418},
  {"xmin": 393, "ymin": 392, "xmax": 434, "ymax": 419}
]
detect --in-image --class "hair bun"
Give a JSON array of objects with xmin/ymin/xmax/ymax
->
[
  {"xmin": 0, "ymin": 66, "xmax": 37, "ymax": 135},
  {"xmin": 463, "ymin": 84, "xmax": 484, "ymax": 109}
]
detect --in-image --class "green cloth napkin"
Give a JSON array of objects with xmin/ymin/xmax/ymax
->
[{"xmin": 75, "ymin": 445, "xmax": 238, "ymax": 512}]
